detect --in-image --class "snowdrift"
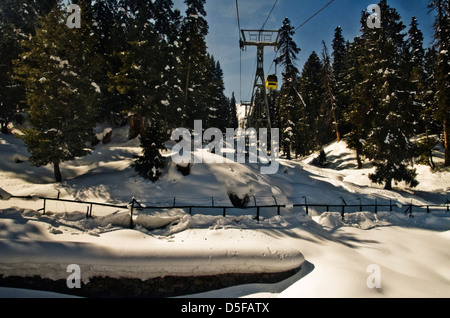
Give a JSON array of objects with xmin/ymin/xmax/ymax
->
[{"xmin": 1, "ymin": 127, "xmax": 449, "ymax": 298}]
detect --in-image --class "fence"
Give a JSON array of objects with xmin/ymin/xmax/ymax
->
[
  {"xmin": 293, "ymin": 198, "xmax": 450, "ymax": 219},
  {"xmin": 1, "ymin": 194, "xmax": 449, "ymax": 229}
]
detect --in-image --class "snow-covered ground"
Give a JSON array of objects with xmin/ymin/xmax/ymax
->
[{"xmin": 0, "ymin": 126, "xmax": 449, "ymax": 298}]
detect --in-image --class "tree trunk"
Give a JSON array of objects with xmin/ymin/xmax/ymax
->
[
  {"xmin": 444, "ymin": 118, "xmax": 449, "ymax": 166},
  {"xmin": 284, "ymin": 143, "xmax": 291, "ymax": 160},
  {"xmin": 185, "ymin": 62, "xmax": 191, "ymax": 104},
  {"xmin": 428, "ymin": 150, "xmax": 436, "ymax": 170},
  {"xmin": 54, "ymin": 161, "xmax": 62, "ymax": 183},
  {"xmin": 384, "ymin": 178, "xmax": 392, "ymax": 190},
  {"xmin": 356, "ymin": 143, "xmax": 363, "ymax": 169},
  {"xmin": 129, "ymin": 115, "xmax": 142, "ymax": 140}
]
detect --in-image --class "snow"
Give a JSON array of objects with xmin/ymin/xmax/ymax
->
[{"xmin": 0, "ymin": 127, "xmax": 449, "ymax": 298}]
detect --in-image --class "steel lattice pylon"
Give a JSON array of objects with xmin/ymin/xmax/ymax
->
[{"xmin": 241, "ymin": 30, "xmax": 280, "ymax": 131}]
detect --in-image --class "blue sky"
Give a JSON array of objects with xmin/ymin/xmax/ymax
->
[{"xmin": 174, "ymin": 0, "xmax": 436, "ymax": 100}]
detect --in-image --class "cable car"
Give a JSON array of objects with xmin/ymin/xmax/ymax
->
[{"xmin": 266, "ymin": 74, "xmax": 278, "ymax": 90}]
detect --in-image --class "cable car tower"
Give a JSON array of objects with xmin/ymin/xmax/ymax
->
[{"xmin": 240, "ymin": 29, "xmax": 280, "ymax": 130}]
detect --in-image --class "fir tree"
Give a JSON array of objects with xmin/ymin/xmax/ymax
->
[
  {"xmin": 179, "ymin": 0, "xmax": 209, "ymax": 128},
  {"xmin": 331, "ymin": 26, "xmax": 348, "ymax": 136},
  {"xmin": 297, "ymin": 52, "xmax": 326, "ymax": 155},
  {"xmin": 109, "ymin": 0, "xmax": 180, "ymax": 138},
  {"xmin": 91, "ymin": 0, "xmax": 131, "ymax": 123},
  {"xmin": 268, "ymin": 90, "xmax": 281, "ymax": 130},
  {"xmin": 428, "ymin": 0, "xmax": 450, "ymax": 166},
  {"xmin": 342, "ymin": 36, "xmax": 368, "ymax": 169},
  {"xmin": 360, "ymin": 0, "xmax": 419, "ymax": 190},
  {"xmin": 406, "ymin": 16, "xmax": 437, "ymax": 167},
  {"xmin": 423, "ymin": 47, "xmax": 440, "ymax": 135},
  {"xmin": 134, "ymin": 119, "xmax": 167, "ymax": 182},
  {"xmin": 408, "ymin": 17, "xmax": 425, "ymax": 69},
  {"xmin": 14, "ymin": 3, "xmax": 100, "ymax": 182},
  {"xmin": 152, "ymin": 0, "xmax": 181, "ymax": 40},
  {"xmin": 322, "ymin": 40, "xmax": 341, "ymax": 142},
  {"xmin": 0, "ymin": 0, "xmax": 58, "ymax": 133},
  {"xmin": 228, "ymin": 92, "xmax": 239, "ymax": 129},
  {"xmin": 204, "ymin": 57, "xmax": 228, "ymax": 130},
  {"xmin": 151, "ymin": 0, "xmax": 184, "ymax": 131},
  {"xmin": 407, "ymin": 17, "xmax": 427, "ymax": 135},
  {"xmin": 275, "ymin": 17, "xmax": 301, "ymax": 159}
]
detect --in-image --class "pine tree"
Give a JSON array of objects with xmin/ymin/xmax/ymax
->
[
  {"xmin": 228, "ymin": 92, "xmax": 239, "ymax": 129},
  {"xmin": 109, "ymin": 0, "xmax": 179, "ymax": 138},
  {"xmin": 179, "ymin": 0, "xmax": 209, "ymax": 128},
  {"xmin": 90, "ymin": 0, "xmax": 131, "ymax": 123},
  {"xmin": 407, "ymin": 16, "xmax": 426, "ymax": 133},
  {"xmin": 423, "ymin": 47, "xmax": 440, "ymax": 135},
  {"xmin": 134, "ymin": 119, "xmax": 167, "ymax": 182},
  {"xmin": 406, "ymin": 16, "xmax": 438, "ymax": 167},
  {"xmin": 360, "ymin": 0, "xmax": 419, "ymax": 190},
  {"xmin": 268, "ymin": 90, "xmax": 281, "ymax": 130},
  {"xmin": 428, "ymin": 0, "xmax": 450, "ymax": 166},
  {"xmin": 0, "ymin": 0, "xmax": 58, "ymax": 133},
  {"xmin": 408, "ymin": 17, "xmax": 425, "ymax": 69},
  {"xmin": 151, "ymin": 0, "xmax": 184, "ymax": 131},
  {"xmin": 343, "ymin": 36, "xmax": 369, "ymax": 169},
  {"xmin": 322, "ymin": 40, "xmax": 341, "ymax": 142},
  {"xmin": 275, "ymin": 17, "xmax": 301, "ymax": 159},
  {"xmin": 152, "ymin": 0, "xmax": 181, "ymax": 40},
  {"xmin": 297, "ymin": 52, "xmax": 326, "ymax": 155},
  {"xmin": 204, "ymin": 57, "xmax": 228, "ymax": 130},
  {"xmin": 331, "ymin": 26, "xmax": 348, "ymax": 136},
  {"xmin": 14, "ymin": 3, "xmax": 100, "ymax": 182}
]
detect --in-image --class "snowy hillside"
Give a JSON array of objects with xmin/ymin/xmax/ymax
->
[{"xmin": 0, "ymin": 126, "xmax": 449, "ymax": 298}]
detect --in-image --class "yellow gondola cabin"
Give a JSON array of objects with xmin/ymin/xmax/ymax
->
[{"xmin": 266, "ymin": 74, "xmax": 278, "ymax": 90}]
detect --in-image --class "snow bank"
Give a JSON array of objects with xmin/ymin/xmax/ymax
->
[
  {"xmin": 1, "ymin": 129, "xmax": 449, "ymax": 298},
  {"xmin": 316, "ymin": 211, "xmax": 450, "ymax": 232},
  {"xmin": 0, "ymin": 208, "xmax": 304, "ymax": 283}
]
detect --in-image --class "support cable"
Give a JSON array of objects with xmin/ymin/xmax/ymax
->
[
  {"xmin": 261, "ymin": 0, "xmax": 279, "ymax": 30},
  {"xmin": 295, "ymin": 0, "xmax": 336, "ymax": 32}
]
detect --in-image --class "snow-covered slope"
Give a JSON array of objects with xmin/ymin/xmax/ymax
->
[{"xmin": 1, "ymin": 127, "xmax": 449, "ymax": 298}]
